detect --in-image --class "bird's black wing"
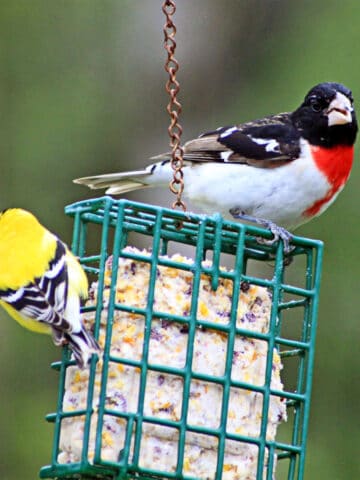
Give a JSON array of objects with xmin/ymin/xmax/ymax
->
[
  {"xmin": 0, "ymin": 240, "xmax": 72, "ymax": 333},
  {"xmin": 182, "ymin": 113, "xmax": 301, "ymax": 167}
]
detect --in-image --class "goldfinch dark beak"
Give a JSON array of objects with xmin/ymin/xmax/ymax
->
[{"xmin": 326, "ymin": 91, "xmax": 353, "ymax": 126}]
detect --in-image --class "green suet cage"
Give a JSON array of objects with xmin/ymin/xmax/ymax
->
[{"xmin": 40, "ymin": 196, "xmax": 322, "ymax": 480}]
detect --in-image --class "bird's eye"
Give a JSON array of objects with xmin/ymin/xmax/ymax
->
[{"xmin": 310, "ymin": 99, "xmax": 322, "ymax": 112}]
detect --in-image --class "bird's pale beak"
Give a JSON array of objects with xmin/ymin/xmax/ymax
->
[{"xmin": 326, "ymin": 91, "xmax": 353, "ymax": 126}]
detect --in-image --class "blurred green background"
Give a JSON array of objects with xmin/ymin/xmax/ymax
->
[{"xmin": 1, "ymin": 1, "xmax": 359, "ymax": 479}]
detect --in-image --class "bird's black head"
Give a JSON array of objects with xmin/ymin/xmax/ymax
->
[{"xmin": 291, "ymin": 82, "xmax": 358, "ymax": 147}]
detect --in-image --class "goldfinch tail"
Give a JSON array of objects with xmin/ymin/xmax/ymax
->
[{"xmin": 67, "ymin": 327, "xmax": 100, "ymax": 369}]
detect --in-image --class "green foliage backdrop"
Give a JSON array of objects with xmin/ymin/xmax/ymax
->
[{"xmin": 0, "ymin": 1, "xmax": 359, "ymax": 479}]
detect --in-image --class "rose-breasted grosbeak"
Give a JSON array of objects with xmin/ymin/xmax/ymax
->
[{"xmin": 74, "ymin": 82, "xmax": 357, "ymax": 252}]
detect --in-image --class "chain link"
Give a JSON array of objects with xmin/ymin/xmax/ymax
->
[{"xmin": 162, "ymin": 0, "xmax": 186, "ymax": 211}]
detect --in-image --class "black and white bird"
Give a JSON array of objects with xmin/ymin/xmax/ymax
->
[{"xmin": 74, "ymin": 82, "xmax": 357, "ymax": 251}]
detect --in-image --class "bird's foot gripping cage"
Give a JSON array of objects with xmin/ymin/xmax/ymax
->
[{"xmin": 40, "ymin": 196, "xmax": 322, "ymax": 480}]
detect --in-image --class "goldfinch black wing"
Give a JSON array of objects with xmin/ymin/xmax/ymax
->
[{"xmin": 0, "ymin": 241, "xmax": 70, "ymax": 329}]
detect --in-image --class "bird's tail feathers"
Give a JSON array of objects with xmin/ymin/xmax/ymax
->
[
  {"xmin": 74, "ymin": 168, "xmax": 153, "ymax": 195},
  {"xmin": 149, "ymin": 152, "xmax": 171, "ymax": 162},
  {"xmin": 105, "ymin": 181, "xmax": 151, "ymax": 195},
  {"xmin": 67, "ymin": 327, "xmax": 100, "ymax": 369}
]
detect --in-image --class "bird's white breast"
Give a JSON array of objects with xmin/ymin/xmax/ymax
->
[{"xmin": 182, "ymin": 140, "xmax": 331, "ymax": 229}]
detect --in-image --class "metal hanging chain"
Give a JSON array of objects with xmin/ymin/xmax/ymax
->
[{"xmin": 162, "ymin": 0, "xmax": 186, "ymax": 211}]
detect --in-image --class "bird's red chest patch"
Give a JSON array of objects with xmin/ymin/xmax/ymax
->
[{"xmin": 304, "ymin": 145, "xmax": 354, "ymax": 217}]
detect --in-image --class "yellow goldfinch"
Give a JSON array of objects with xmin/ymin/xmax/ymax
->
[{"xmin": 0, "ymin": 208, "xmax": 100, "ymax": 368}]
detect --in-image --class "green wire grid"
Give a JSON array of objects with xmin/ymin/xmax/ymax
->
[{"xmin": 40, "ymin": 196, "xmax": 323, "ymax": 480}]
